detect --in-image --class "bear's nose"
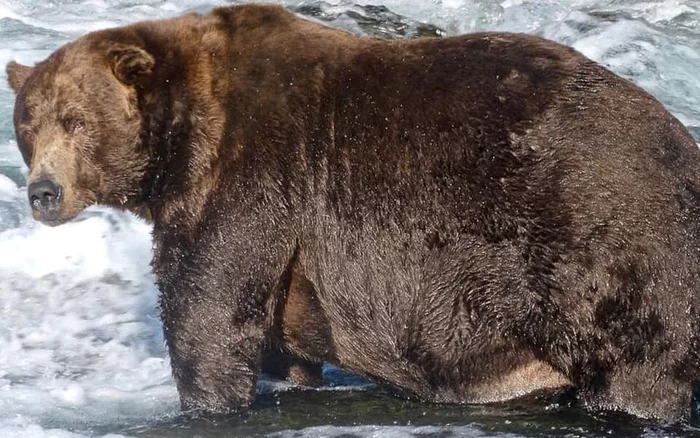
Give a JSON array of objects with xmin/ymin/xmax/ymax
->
[{"xmin": 28, "ymin": 179, "xmax": 62, "ymax": 211}]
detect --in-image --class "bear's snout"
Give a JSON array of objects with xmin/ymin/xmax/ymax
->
[{"xmin": 28, "ymin": 179, "xmax": 62, "ymax": 219}]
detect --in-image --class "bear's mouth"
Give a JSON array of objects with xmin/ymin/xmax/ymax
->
[
  {"xmin": 31, "ymin": 205, "xmax": 81, "ymax": 227},
  {"xmin": 32, "ymin": 213, "xmax": 78, "ymax": 227},
  {"xmin": 28, "ymin": 183, "xmax": 88, "ymax": 226},
  {"xmin": 37, "ymin": 216, "xmax": 77, "ymax": 227}
]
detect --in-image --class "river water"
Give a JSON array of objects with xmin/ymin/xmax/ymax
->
[{"xmin": 0, "ymin": 0, "xmax": 699, "ymax": 436}]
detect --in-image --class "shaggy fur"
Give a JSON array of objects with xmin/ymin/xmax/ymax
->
[{"xmin": 7, "ymin": 3, "xmax": 700, "ymax": 421}]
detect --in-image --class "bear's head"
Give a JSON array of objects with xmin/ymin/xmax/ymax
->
[{"xmin": 6, "ymin": 33, "xmax": 154, "ymax": 226}]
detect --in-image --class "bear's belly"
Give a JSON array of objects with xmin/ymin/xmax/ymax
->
[
  {"xmin": 292, "ymin": 234, "xmax": 570, "ymax": 403},
  {"xmin": 457, "ymin": 359, "xmax": 571, "ymax": 404},
  {"xmin": 324, "ymin": 338, "xmax": 571, "ymax": 404}
]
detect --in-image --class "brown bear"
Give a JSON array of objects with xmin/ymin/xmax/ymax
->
[{"xmin": 6, "ymin": 3, "xmax": 700, "ymax": 422}]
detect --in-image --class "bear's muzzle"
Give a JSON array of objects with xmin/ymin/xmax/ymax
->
[{"xmin": 27, "ymin": 178, "xmax": 63, "ymax": 222}]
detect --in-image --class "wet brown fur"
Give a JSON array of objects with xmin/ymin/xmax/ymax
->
[{"xmin": 7, "ymin": 3, "xmax": 700, "ymax": 421}]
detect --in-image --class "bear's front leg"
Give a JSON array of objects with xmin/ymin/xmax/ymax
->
[
  {"xmin": 160, "ymin": 288, "xmax": 264, "ymax": 413},
  {"xmin": 156, "ymin": 224, "xmax": 296, "ymax": 414}
]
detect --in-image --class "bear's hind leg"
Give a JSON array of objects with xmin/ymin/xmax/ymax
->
[
  {"xmin": 263, "ymin": 255, "xmax": 330, "ymax": 387},
  {"xmin": 261, "ymin": 348, "xmax": 324, "ymax": 386},
  {"xmin": 579, "ymin": 364, "xmax": 694, "ymax": 421}
]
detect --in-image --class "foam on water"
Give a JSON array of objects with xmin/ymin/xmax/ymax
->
[
  {"xmin": 269, "ymin": 424, "xmax": 514, "ymax": 438},
  {"xmin": 0, "ymin": 1, "xmax": 698, "ymax": 437}
]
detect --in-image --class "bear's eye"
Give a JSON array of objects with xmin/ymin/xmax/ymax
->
[
  {"xmin": 18, "ymin": 130, "xmax": 34, "ymax": 165},
  {"xmin": 20, "ymin": 129, "xmax": 35, "ymax": 145},
  {"xmin": 64, "ymin": 117, "xmax": 86, "ymax": 134}
]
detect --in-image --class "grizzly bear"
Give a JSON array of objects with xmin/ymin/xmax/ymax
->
[{"xmin": 6, "ymin": 3, "xmax": 700, "ymax": 422}]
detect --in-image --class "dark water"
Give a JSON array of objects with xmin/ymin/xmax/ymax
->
[
  {"xmin": 88, "ymin": 368, "xmax": 699, "ymax": 437},
  {"xmin": 119, "ymin": 390, "xmax": 698, "ymax": 437}
]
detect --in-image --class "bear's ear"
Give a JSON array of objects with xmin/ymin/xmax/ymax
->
[
  {"xmin": 6, "ymin": 61, "xmax": 34, "ymax": 94},
  {"xmin": 108, "ymin": 45, "xmax": 154, "ymax": 86}
]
